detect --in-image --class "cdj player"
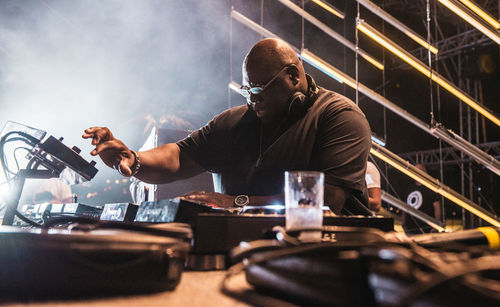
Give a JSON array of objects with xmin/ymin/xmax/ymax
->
[{"xmin": 19, "ymin": 202, "xmax": 103, "ymax": 225}]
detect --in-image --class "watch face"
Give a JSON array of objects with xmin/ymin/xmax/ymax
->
[{"xmin": 235, "ymin": 195, "xmax": 249, "ymax": 207}]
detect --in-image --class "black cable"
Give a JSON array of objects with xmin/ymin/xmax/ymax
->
[
  {"xmin": 1, "ymin": 131, "xmax": 40, "ymax": 146},
  {"xmin": 41, "ymin": 216, "xmax": 191, "ymax": 240},
  {"xmin": 398, "ymin": 255, "xmax": 500, "ymax": 304},
  {"xmin": 224, "ymin": 227, "xmax": 500, "ymax": 304},
  {"xmin": 14, "ymin": 209, "xmax": 43, "ymax": 227},
  {"xmin": 12, "ymin": 146, "xmax": 32, "ymax": 174},
  {"xmin": 26, "ymin": 155, "xmax": 41, "ymax": 170},
  {"xmin": 1, "ymin": 133, "xmax": 39, "ymax": 179}
]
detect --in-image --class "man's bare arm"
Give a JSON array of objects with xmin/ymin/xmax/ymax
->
[
  {"xmin": 183, "ymin": 184, "xmax": 348, "ymax": 211},
  {"xmin": 132, "ymin": 143, "xmax": 205, "ymax": 183},
  {"xmin": 182, "ymin": 192, "xmax": 284, "ymax": 209},
  {"xmin": 83, "ymin": 127, "xmax": 204, "ymax": 184},
  {"xmin": 368, "ymin": 187, "xmax": 382, "ymax": 212}
]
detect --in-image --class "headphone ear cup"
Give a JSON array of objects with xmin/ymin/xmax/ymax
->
[{"xmin": 288, "ymin": 92, "xmax": 307, "ymax": 115}]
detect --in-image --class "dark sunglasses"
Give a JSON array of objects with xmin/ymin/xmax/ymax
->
[{"xmin": 239, "ymin": 65, "xmax": 291, "ymax": 99}]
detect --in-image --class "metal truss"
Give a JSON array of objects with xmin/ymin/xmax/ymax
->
[
  {"xmin": 409, "ymin": 29, "xmax": 493, "ymax": 64},
  {"xmin": 398, "ymin": 141, "xmax": 500, "ymax": 167},
  {"xmin": 382, "ymin": 0, "xmax": 497, "ymax": 68}
]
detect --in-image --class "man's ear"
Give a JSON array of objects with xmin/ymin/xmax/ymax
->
[{"xmin": 287, "ymin": 65, "xmax": 300, "ymax": 85}]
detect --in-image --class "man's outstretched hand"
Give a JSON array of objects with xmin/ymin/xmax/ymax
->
[{"xmin": 82, "ymin": 127, "xmax": 135, "ymax": 177}]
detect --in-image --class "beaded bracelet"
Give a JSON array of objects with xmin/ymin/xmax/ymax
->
[{"xmin": 130, "ymin": 150, "xmax": 141, "ymax": 177}]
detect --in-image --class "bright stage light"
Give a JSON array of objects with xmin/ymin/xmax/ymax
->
[
  {"xmin": 300, "ymin": 51, "xmax": 346, "ymax": 84},
  {"xmin": 311, "ymin": 0, "xmax": 345, "ymax": 19},
  {"xmin": 370, "ymin": 135, "xmax": 386, "ymax": 147},
  {"xmin": 438, "ymin": 0, "xmax": 500, "ymax": 44},
  {"xmin": 459, "ymin": 0, "xmax": 500, "ymax": 29},
  {"xmin": 356, "ymin": 20, "xmax": 500, "ymax": 127},
  {"xmin": 371, "ymin": 142, "xmax": 500, "ymax": 228},
  {"xmin": 357, "ymin": 0, "xmax": 438, "ymax": 54},
  {"xmin": 228, "ymin": 81, "xmax": 241, "ymax": 93},
  {"xmin": 277, "ymin": 0, "xmax": 384, "ymax": 70}
]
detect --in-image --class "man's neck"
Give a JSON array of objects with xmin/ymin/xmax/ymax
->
[
  {"xmin": 259, "ymin": 116, "xmax": 289, "ymax": 151},
  {"xmin": 260, "ymin": 115, "xmax": 287, "ymax": 130}
]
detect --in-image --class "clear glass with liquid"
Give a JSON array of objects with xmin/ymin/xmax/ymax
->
[{"xmin": 285, "ymin": 171, "xmax": 324, "ymax": 236}]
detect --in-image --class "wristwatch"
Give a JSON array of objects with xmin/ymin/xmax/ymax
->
[{"xmin": 234, "ymin": 195, "xmax": 250, "ymax": 207}]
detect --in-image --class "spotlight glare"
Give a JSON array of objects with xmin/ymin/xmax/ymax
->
[
  {"xmin": 277, "ymin": 0, "xmax": 384, "ymax": 70},
  {"xmin": 371, "ymin": 135, "xmax": 386, "ymax": 147},
  {"xmin": 459, "ymin": 0, "xmax": 500, "ymax": 29},
  {"xmin": 356, "ymin": 20, "xmax": 500, "ymax": 127},
  {"xmin": 300, "ymin": 51, "xmax": 345, "ymax": 84},
  {"xmin": 228, "ymin": 81, "xmax": 241, "ymax": 93},
  {"xmin": 438, "ymin": 0, "xmax": 500, "ymax": 43},
  {"xmin": 357, "ymin": 0, "xmax": 438, "ymax": 54},
  {"xmin": 311, "ymin": 0, "xmax": 345, "ymax": 19}
]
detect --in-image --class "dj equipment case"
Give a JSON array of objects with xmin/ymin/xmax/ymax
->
[{"xmin": 0, "ymin": 223, "xmax": 191, "ymax": 300}]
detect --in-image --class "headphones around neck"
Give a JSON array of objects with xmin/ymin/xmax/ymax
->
[{"xmin": 287, "ymin": 74, "xmax": 318, "ymax": 115}]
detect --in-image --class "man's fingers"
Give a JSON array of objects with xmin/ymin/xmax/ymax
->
[
  {"xmin": 83, "ymin": 127, "xmax": 134, "ymax": 175},
  {"xmin": 84, "ymin": 127, "xmax": 99, "ymax": 133},
  {"xmin": 91, "ymin": 140, "xmax": 123, "ymax": 156},
  {"xmin": 83, "ymin": 127, "xmax": 99, "ymax": 134},
  {"xmin": 92, "ymin": 130, "xmax": 107, "ymax": 145},
  {"xmin": 82, "ymin": 127, "xmax": 99, "ymax": 139},
  {"xmin": 82, "ymin": 127, "xmax": 113, "ymax": 145}
]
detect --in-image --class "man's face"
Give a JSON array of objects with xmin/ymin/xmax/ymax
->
[{"xmin": 242, "ymin": 63, "xmax": 294, "ymax": 121}]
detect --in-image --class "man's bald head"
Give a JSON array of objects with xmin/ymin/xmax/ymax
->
[
  {"xmin": 241, "ymin": 39, "xmax": 309, "ymax": 123},
  {"xmin": 244, "ymin": 38, "xmax": 303, "ymax": 74}
]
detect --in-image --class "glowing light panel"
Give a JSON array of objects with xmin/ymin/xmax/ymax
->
[{"xmin": 357, "ymin": 20, "xmax": 500, "ymax": 127}]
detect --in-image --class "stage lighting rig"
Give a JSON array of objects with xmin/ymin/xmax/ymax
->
[
  {"xmin": 356, "ymin": 0, "xmax": 438, "ymax": 54},
  {"xmin": 356, "ymin": 19, "xmax": 500, "ymax": 128},
  {"xmin": 276, "ymin": 0, "xmax": 384, "ymax": 70},
  {"xmin": 438, "ymin": 0, "xmax": 500, "ymax": 44},
  {"xmin": 229, "ymin": 12, "xmax": 500, "ymax": 177}
]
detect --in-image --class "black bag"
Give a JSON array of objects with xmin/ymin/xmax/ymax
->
[{"xmin": 0, "ymin": 222, "xmax": 191, "ymax": 301}]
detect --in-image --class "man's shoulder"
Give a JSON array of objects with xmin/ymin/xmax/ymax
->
[
  {"xmin": 313, "ymin": 87, "xmax": 365, "ymax": 115},
  {"xmin": 210, "ymin": 104, "xmax": 252, "ymax": 126},
  {"xmin": 208, "ymin": 104, "xmax": 257, "ymax": 133},
  {"xmin": 219, "ymin": 104, "xmax": 249, "ymax": 116},
  {"xmin": 216, "ymin": 104, "xmax": 251, "ymax": 121}
]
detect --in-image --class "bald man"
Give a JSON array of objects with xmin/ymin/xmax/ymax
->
[{"xmin": 83, "ymin": 39, "xmax": 371, "ymax": 214}]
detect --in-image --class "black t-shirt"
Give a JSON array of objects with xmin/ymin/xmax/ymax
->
[
  {"xmin": 403, "ymin": 183, "xmax": 439, "ymax": 234},
  {"xmin": 177, "ymin": 86, "xmax": 371, "ymax": 204}
]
